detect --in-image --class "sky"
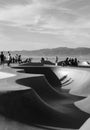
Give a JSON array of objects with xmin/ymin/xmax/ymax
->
[{"xmin": 0, "ymin": 0, "xmax": 90, "ymax": 50}]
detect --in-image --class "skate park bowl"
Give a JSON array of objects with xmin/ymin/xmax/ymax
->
[
  {"xmin": 0, "ymin": 63, "xmax": 90, "ymax": 129},
  {"xmin": 4, "ymin": 64, "xmax": 89, "ymax": 129},
  {"xmin": 78, "ymin": 61, "xmax": 90, "ymax": 67}
]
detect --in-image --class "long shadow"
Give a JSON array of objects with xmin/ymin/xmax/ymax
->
[
  {"xmin": 20, "ymin": 62, "xmax": 55, "ymax": 66},
  {"xmin": 14, "ymin": 66, "xmax": 86, "ymax": 101},
  {"xmin": 0, "ymin": 89, "xmax": 68, "ymax": 129},
  {"xmin": 9, "ymin": 65, "xmax": 90, "ymax": 129},
  {"xmin": 16, "ymin": 69, "xmax": 83, "ymax": 100},
  {"xmin": 13, "ymin": 66, "xmax": 61, "ymax": 87},
  {"xmin": 0, "ymin": 88, "xmax": 88, "ymax": 129},
  {"xmin": 15, "ymin": 76, "xmax": 89, "ymax": 128}
]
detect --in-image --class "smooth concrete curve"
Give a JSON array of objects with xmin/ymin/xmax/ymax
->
[
  {"xmin": 14, "ymin": 65, "xmax": 90, "ymax": 97},
  {"xmin": 78, "ymin": 61, "xmax": 90, "ymax": 67},
  {"xmin": 79, "ymin": 118, "xmax": 90, "ymax": 130},
  {"xmin": 12, "ymin": 65, "xmax": 90, "ymax": 129}
]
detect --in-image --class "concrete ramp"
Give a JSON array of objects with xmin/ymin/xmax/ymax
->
[
  {"xmin": 79, "ymin": 118, "xmax": 90, "ymax": 130},
  {"xmin": 12, "ymin": 65, "xmax": 90, "ymax": 129},
  {"xmin": 52, "ymin": 67, "xmax": 90, "ymax": 97},
  {"xmin": 0, "ymin": 84, "xmax": 87, "ymax": 129},
  {"xmin": 14, "ymin": 65, "xmax": 90, "ymax": 97},
  {"xmin": 78, "ymin": 61, "xmax": 90, "ymax": 67}
]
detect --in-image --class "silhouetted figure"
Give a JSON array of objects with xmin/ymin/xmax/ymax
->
[
  {"xmin": 75, "ymin": 58, "xmax": 78, "ymax": 66},
  {"xmin": 28, "ymin": 58, "xmax": 32, "ymax": 63},
  {"xmin": 0, "ymin": 52, "xmax": 5, "ymax": 66},
  {"xmin": 7, "ymin": 52, "xmax": 12, "ymax": 66},
  {"xmin": 71, "ymin": 58, "xmax": 74, "ymax": 66},
  {"xmin": 41, "ymin": 57, "xmax": 45, "ymax": 65},
  {"xmin": 18, "ymin": 55, "xmax": 22, "ymax": 64},
  {"xmin": 15, "ymin": 54, "xmax": 18, "ymax": 63},
  {"xmin": 55, "ymin": 56, "xmax": 58, "ymax": 66},
  {"xmin": 65, "ymin": 57, "xmax": 69, "ymax": 65},
  {"xmin": 12, "ymin": 57, "xmax": 15, "ymax": 63}
]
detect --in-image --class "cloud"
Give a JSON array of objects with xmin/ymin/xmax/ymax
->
[
  {"xmin": 0, "ymin": 0, "xmax": 30, "ymax": 6},
  {"xmin": 0, "ymin": 0, "xmax": 90, "ymax": 50},
  {"xmin": 0, "ymin": 0, "xmax": 79, "ymax": 28},
  {"xmin": 0, "ymin": 5, "xmax": 39, "ymax": 25}
]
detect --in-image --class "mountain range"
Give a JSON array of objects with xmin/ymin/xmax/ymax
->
[{"xmin": 10, "ymin": 47, "xmax": 90, "ymax": 57}]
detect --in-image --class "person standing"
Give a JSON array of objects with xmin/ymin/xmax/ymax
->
[
  {"xmin": 55, "ymin": 56, "xmax": 58, "ymax": 66},
  {"xmin": 7, "ymin": 52, "xmax": 12, "ymax": 66},
  {"xmin": 0, "ymin": 51, "xmax": 5, "ymax": 66}
]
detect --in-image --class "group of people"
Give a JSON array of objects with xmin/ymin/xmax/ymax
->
[
  {"xmin": 0, "ymin": 52, "xmax": 79, "ymax": 67},
  {"xmin": 62, "ymin": 57, "xmax": 79, "ymax": 66},
  {"xmin": 23, "ymin": 58, "xmax": 32, "ymax": 64},
  {"xmin": 54, "ymin": 56, "xmax": 79, "ymax": 67},
  {"xmin": 0, "ymin": 51, "xmax": 22, "ymax": 66},
  {"xmin": 40, "ymin": 56, "xmax": 79, "ymax": 67},
  {"xmin": 0, "ymin": 51, "xmax": 11, "ymax": 66},
  {"xmin": 40, "ymin": 56, "xmax": 58, "ymax": 66}
]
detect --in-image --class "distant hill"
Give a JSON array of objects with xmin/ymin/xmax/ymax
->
[{"xmin": 9, "ymin": 47, "xmax": 90, "ymax": 57}]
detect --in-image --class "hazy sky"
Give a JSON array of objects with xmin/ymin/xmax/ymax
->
[{"xmin": 0, "ymin": 0, "xmax": 90, "ymax": 50}]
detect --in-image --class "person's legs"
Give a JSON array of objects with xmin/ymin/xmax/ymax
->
[{"xmin": 1, "ymin": 60, "xmax": 4, "ymax": 67}]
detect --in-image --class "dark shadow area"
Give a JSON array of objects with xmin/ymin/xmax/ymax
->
[
  {"xmin": 62, "ymin": 79, "xmax": 73, "ymax": 87},
  {"xmin": 15, "ymin": 76, "xmax": 89, "ymax": 129},
  {"xmin": 9, "ymin": 65, "xmax": 90, "ymax": 129},
  {"xmin": 13, "ymin": 66, "xmax": 85, "ymax": 101},
  {"xmin": 0, "ymin": 87, "xmax": 89, "ymax": 129},
  {"xmin": 20, "ymin": 61, "xmax": 54, "ymax": 66},
  {"xmin": 20, "ymin": 62, "xmax": 43, "ymax": 66},
  {"xmin": 62, "ymin": 78, "xmax": 72, "ymax": 85},
  {"xmin": 13, "ymin": 66, "xmax": 61, "ymax": 87}
]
